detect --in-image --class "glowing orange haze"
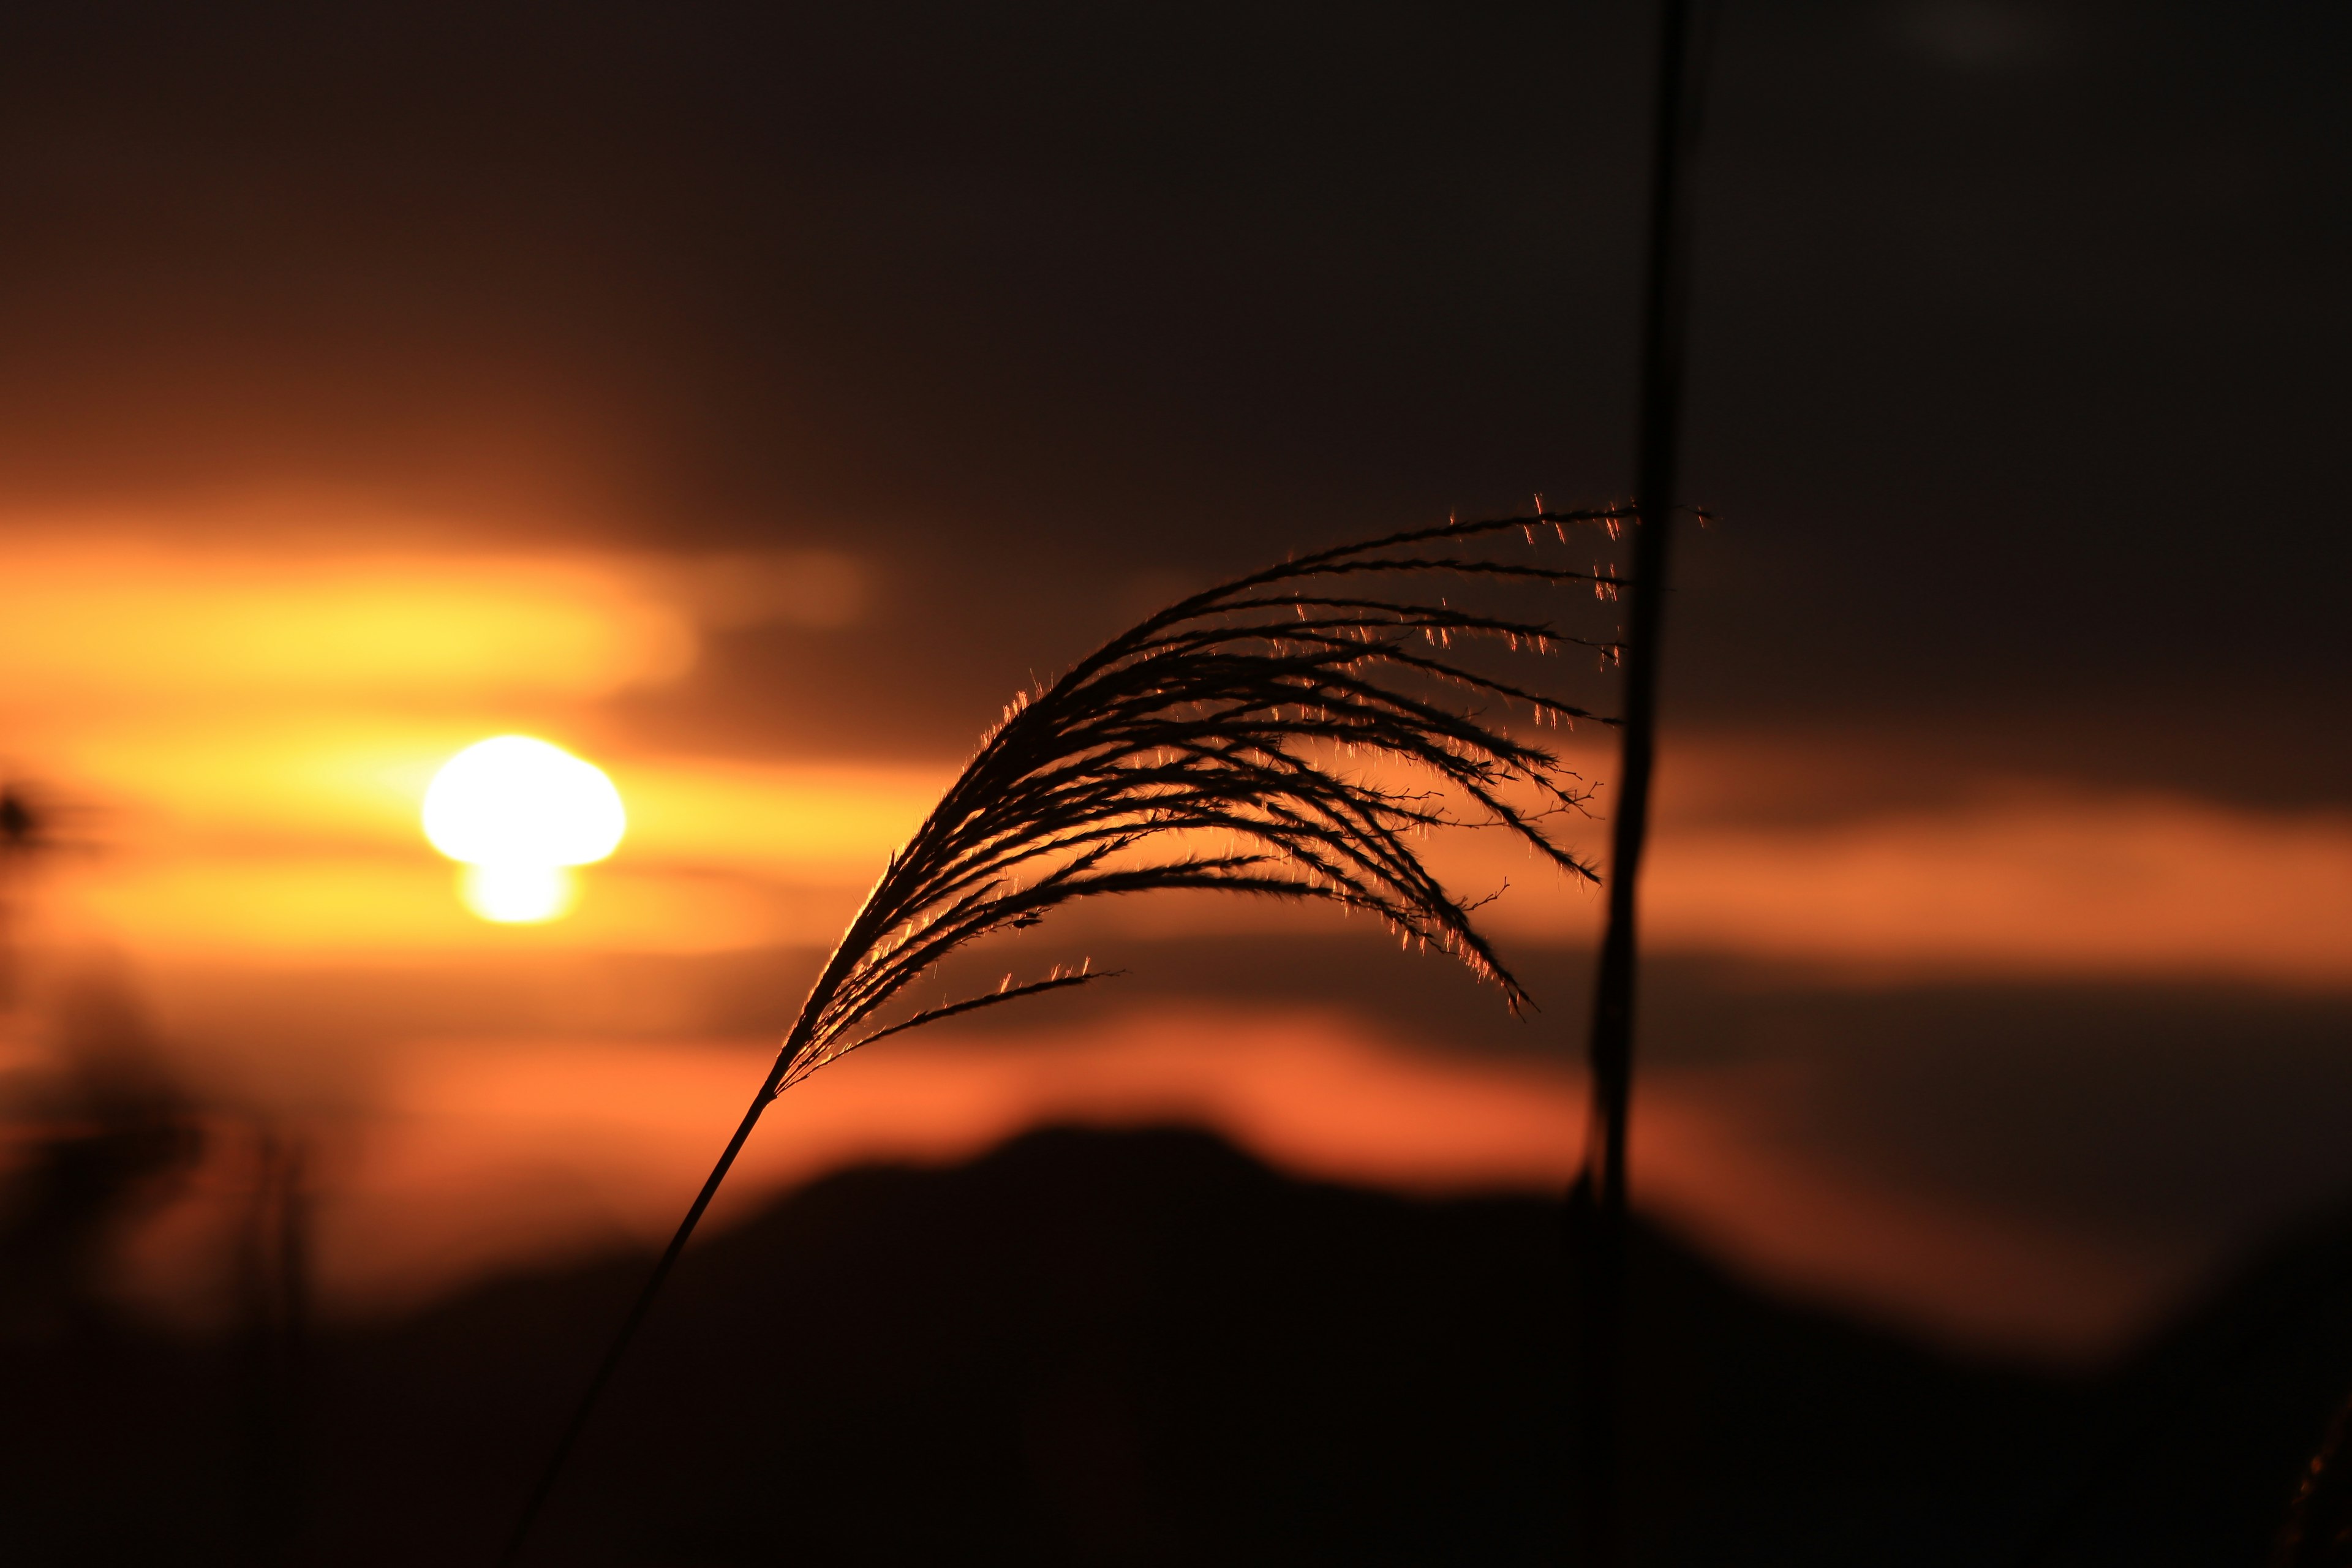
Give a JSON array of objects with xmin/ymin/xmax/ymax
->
[
  {"xmin": 4, "ymin": 533, "xmax": 2343, "ymax": 986},
  {"xmin": 121, "ymin": 1008, "xmax": 2166, "ymax": 1363},
  {"xmin": 5, "ymin": 531, "xmax": 2348, "ymax": 1362}
]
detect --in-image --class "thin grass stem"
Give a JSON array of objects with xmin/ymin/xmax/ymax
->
[{"xmin": 498, "ymin": 507, "xmax": 1632, "ymax": 1561}]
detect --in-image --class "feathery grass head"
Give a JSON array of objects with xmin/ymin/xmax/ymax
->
[
  {"xmin": 770, "ymin": 507, "xmax": 1631, "ymax": 1095},
  {"xmin": 497, "ymin": 505, "xmax": 1637, "ymax": 1564}
]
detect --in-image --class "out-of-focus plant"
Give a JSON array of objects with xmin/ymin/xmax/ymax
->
[
  {"xmin": 2276, "ymin": 1394, "xmax": 2352, "ymax": 1566},
  {"xmin": 500, "ymin": 507, "xmax": 1634, "ymax": 1563}
]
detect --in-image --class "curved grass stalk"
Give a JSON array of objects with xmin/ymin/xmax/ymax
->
[{"xmin": 499, "ymin": 506, "xmax": 1630, "ymax": 1563}]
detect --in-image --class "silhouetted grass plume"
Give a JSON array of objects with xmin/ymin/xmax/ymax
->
[{"xmin": 501, "ymin": 507, "xmax": 1634, "ymax": 1561}]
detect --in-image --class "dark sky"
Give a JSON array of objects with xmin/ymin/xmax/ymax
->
[{"xmin": 1, "ymin": 0, "xmax": 2344, "ymax": 788}]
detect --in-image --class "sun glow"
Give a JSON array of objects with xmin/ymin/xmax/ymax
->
[{"xmin": 422, "ymin": 736, "xmax": 626, "ymax": 922}]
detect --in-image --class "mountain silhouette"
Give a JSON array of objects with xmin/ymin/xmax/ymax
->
[{"xmin": 5, "ymin": 1123, "xmax": 2351, "ymax": 1565}]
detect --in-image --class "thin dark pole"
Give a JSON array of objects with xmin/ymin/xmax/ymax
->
[
  {"xmin": 1576, "ymin": 0, "xmax": 1706, "ymax": 1561},
  {"xmin": 497, "ymin": 1057, "xmax": 788, "ymax": 1567}
]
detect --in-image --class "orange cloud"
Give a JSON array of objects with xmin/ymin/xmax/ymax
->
[
  {"xmin": 112, "ymin": 1007, "xmax": 2170, "ymax": 1362},
  {"xmin": 0, "ymin": 541, "xmax": 696, "ymax": 704},
  {"xmin": 1642, "ymin": 795, "xmax": 2352, "ymax": 988},
  {"xmin": 6, "ymin": 537, "xmax": 2343, "ymax": 984}
]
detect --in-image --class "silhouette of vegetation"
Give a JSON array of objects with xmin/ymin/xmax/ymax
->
[
  {"xmin": 2278, "ymin": 1395, "xmax": 2352, "ymax": 1564},
  {"xmin": 236, "ymin": 1129, "xmax": 309, "ymax": 1568},
  {"xmin": 1577, "ymin": 0, "xmax": 1713, "ymax": 1561},
  {"xmin": 0, "ymin": 971, "xmax": 203, "ymax": 1340},
  {"xmin": 501, "ymin": 507, "xmax": 1637, "ymax": 1561}
]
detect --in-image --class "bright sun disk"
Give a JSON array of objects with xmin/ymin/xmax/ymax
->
[{"xmin": 421, "ymin": 735, "xmax": 625, "ymax": 923}]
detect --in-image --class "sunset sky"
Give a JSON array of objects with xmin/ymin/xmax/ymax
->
[{"xmin": 1, "ymin": 0, "xmax": 2346, "ymax": 1365}]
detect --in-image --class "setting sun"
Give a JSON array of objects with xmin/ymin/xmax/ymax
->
[{"xmin": 421, "ymin": 736, "xmax": 626, "ymax": 922}]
